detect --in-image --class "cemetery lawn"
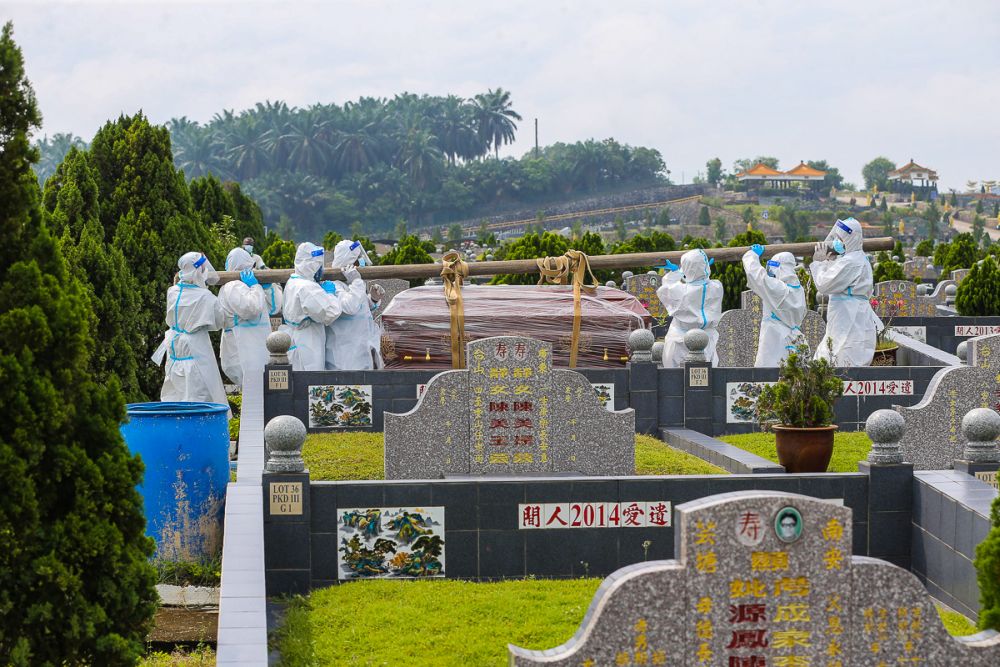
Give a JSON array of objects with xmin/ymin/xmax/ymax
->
[
  {"xmin": 301, "ymin": 433, "xmax": 726, "ymax": 480},
  {"xmin": 274, "ymin": 578, "xmax": 601, "ymax": 666},
  {"xmin": 273, "ymin": 581, "xmax": 981, "ymax": 665},
  {"xmin": 719, "ymin": 432, "xmax": 872, "ymax": 473}
]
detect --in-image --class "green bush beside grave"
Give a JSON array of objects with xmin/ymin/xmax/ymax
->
[
  {"xmin": 272, "ymin": 580, "xmax": 979, "ymax": 665},
  {"xmin": 976, "ymin": 494, "xmax": 1000, "ymax": 631},
  {"xmin": 301, "ymin": 433, "xmax": 726, "ymax": 481},
  {"xmin": 719, "ymin": 432, "xmax": 872, "ymax": 473}
]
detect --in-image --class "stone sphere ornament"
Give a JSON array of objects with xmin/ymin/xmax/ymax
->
[
  {"xmin": 266, "ymin": 330, "xmax": 292, "ymax": 364},
  {"xmin": 683, "ymin": 329, "xmax": 709, "ymax": 362},
  {"xmin": 628, "ymin": 328, "xmax": 655, "ymax": 362},
  {"xmin": 865, "ymin": 409, "xmax": 905, "ymax": 464},
  {"xmin": 957, "ymin": 341, "xmax": 968, "ymax": 363},
  {"xmin": 264, "ymin": 415, "xmax": 307, "ymax": 473}
]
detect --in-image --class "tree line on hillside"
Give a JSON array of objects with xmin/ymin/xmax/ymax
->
[{"xmin": 35, "ymin": 92, "xmax": 669, "ymax": 242}]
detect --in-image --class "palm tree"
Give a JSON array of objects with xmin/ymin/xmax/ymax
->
[
  {"xmin": 173, "ymin": 129, "xmax": 228, "ymax": 179},
  {"xmin": 472, "ymin": 88, "xmax": 522, "ymax": 159},
  {"xmin": 434, "ymin": 95, "xmax": 479, "ymax": 164},
  {"xmin": 224, "ymin": 119, "xmax": 270, "ymax": 180},
  {"xmin": 34, "ymin": 132, "xmax": 86, "ymax": 184},
  {"xmin": 280, "ymin": 112, "xmax": 331, "ymax": 175},
  {"xmin": 396, "ymin": 127, "xmax": 443, "ymax": 190}
]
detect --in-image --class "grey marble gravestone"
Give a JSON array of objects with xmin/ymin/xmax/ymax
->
[
  {"xmin": 894, "ymin": 333, "xmax": 1000, "ymax": 469},
  {"xmin": 510, "ymin": 490, "xmax": 1000, "ymax": 666},
  {"xmin": 718, "ymin": 294, "xmax": 825, "ymax": 367},
  {"xmin": 928, "ymin": 279, "xmax": 956, "ymax": 305},
  {"xmin": 384, "ymin": 336, "xmax": 634, "ymax": 479},
  {"xmin": 903, "ymin": 257, "xmax": 939, "ymax": 281},
  {"xmin": 873, "ymin": 280, "xmax": 937, "ymax": 317},
  {"xmin": 368, "ymin": 278, "xmax": 409, "ymax": 323},
  {"xmin": 623, "ymin": 274, "xmax": 667, "ymax": 321},
  {"xmin": 952, "ymin": 268, "xmax": 970, "ymax": 284}
]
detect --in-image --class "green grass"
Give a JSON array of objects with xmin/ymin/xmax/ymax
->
[
  {"xmin": 274, "ymin": 579, "xmax": 601, "ymax": 666},
  {"xmin": 719, "ymin": 431, "xmax": 872, "ymax": 473},
  {"xmin": 302, "ymin": 432, "xmax": 726, "ymax": 481},
  {"xmin": 273, "ymin": 580, "xmax": 979, "ymax": 665},
  {"xmin": 140, "ymin": 645, "xmax": 214, "ymax": 666},
  {"xmin": 937, "ymin": 606, "xmax": 980, "ymax": 636}
]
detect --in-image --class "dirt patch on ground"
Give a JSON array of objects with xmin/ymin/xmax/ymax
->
[{"xmin": 149, "ymin": 607, "xmax": 218, "ymax": 644}]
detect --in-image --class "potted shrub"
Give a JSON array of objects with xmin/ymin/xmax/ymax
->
[
  {"xmin": 870, "ymin": 297, "xmax": 902, "ymax": 366},
  {"xmin": 755, "ymin": 344, "xmax": 844, "ymax": 473}
]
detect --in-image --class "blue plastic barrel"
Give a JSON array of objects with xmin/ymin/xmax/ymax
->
[{"xmin": 121, "ymin": 402, "xmax": 230, "ymax": 561}]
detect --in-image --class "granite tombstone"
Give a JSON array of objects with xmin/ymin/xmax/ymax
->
[
  {"xmin": 509, "ymin": 490, "xmax": 1000, "ymax": 666},
  {"xmin": 873, "ymin": 280, "xmax": 937, "ymax": 317},
  {"xmin": 624, "ymin": 273, "xmax": 668, "ymax": 321},
  {"xmin": 384, "ymin": 336, "xmax": 634, "ymax": 479},
  {"xmin": 895, "ymin": 333, "xmax": 1000, "ymax": 469},
  {"xmin": 719, "ymin": 294, "xmax": 825, "ymax": 367}
]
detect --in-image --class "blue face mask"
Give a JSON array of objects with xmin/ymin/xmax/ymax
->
[
  {"xmin": 243, "ymin": 244, "xmax": 254, "ymax": 255},
  {"xmin": 359, "ymin": 256, "xmax": 367, "ymax": 268},
  {"xmin": 832, "ymin": 239, "xmax": 846, "ymax": 255}
]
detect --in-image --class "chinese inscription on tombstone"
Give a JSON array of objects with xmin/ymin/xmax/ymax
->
[
  {"xmin": 509, "ymin": 491, "xmax": 1000, "ymax": 666},
  {"xmin": 624, "ymin": 273, "xmax": 667, "ymax": 321},
  {"xmin": 384, "ymin": 336, "xmax": 634, "ymax": 478}
]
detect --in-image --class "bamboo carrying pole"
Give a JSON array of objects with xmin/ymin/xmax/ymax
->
[{"xmin": 213, "ymin": 237, "xmax": 896, "ymax": 285}]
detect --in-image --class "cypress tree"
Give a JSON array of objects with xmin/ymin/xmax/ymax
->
[
  {"xmin": 0, "ymin": 22, "xmax": 156, "ymax": 664},
  {"xmin": 91, "ymin": 113, "xmax": 218, "ymax": 398},
  {"xmin": 42, "ymin": 148, "xmax": 142, "ymax": 400}
]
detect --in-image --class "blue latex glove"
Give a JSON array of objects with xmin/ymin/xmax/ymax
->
[
  {"xmin": 659, "ymin": 259, "xmax": 679, "ymax": 272},
  {"xmin": 320, "ymin": 280, "xmax": 337, "ymax": 294},
  {"xmin": 751, "ymin": 244, "xmax": 765, "ymax": 257},
  {"xmin": 240, "ymin": 268, "xmax": 259, "ymax": 287}
]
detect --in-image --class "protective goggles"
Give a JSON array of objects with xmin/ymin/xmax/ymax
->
[
  {"xmin": 193, "ymin": 254, "xmax": 207, "ymax": 268},
  {"xmin": 835, "ymin": 220, "xmax": 853, "ymax": 234},
  {"xmin": 311, "ymin": 248, "xmax": 324, "ymax": 257}
]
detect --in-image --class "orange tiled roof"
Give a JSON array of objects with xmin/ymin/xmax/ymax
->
[
  {"xmin": 736, "ymin": 163, "xmax": 784, "ymax": 178},
  {"xmin": 784, "ymin": 162, "xmax": 826, "ymax": 177}
]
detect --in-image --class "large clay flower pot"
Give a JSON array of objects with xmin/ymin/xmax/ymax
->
[
  {"xmin": 773, "ymin": 425, "xmax": 838, "ymax": 473},
  {"xmin": 871, "ymin": 344, "xmax": 898, "ymax": 367}
]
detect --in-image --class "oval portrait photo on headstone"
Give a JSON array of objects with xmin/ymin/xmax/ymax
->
[{"xmin": 774, "ymin": 506, "xmax": 803, "ymax": 543}]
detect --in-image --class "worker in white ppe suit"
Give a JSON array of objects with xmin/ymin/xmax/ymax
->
[
  {"xmin": 325, "ymin": 239, "xmax": 386, "ymax": 370},
  {"xmin": 656, "ymin": 248, "xmax": 724, "ymax": 367},
  {"xmin": 742, "ymin": 245, "xmax": 808, "ymax": 366},
  {"xmin": 811, "ymin": 217, "xmax": 881, "ymax": 366},
  {"xmin": 153, "ymin": 252, "xmax": 228, "ymax": 411},
  {"xmin": 242, "ymin": 236, "xmax": 268, "ymax": 270},
  {"xmin": 282, "ymin": 242, "xmax": 344, "ymax": 371},
  {"xmin": 218, "ymin": 247, "xmax": 282, "ymax": 386}
]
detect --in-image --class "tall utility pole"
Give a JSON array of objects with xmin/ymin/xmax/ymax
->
[{"xmin": 534, "ymin": 118, "xmax": 539, "ymax": 158}]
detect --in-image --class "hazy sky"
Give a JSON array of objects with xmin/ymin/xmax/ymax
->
[{"xmin": 7, "ymin": 1, "xmax": 999, "ymax": 189}]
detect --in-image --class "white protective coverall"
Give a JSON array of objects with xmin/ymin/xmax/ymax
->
[
  {"xmin": 281, "ymin": 242, "xmax": 343, "ymax": 371},
  {"xmin": 811, "ymin": 218, "xmax": 882, "ymax": 366},
  {"xmin": 153, "ymin": 252, "xmax": 229, "ymax": 409},
  {"xmin": 742, "ymin": 249, "xmax": 808, "ymax": 366},
  {"xmin": 657, "ymin": 249, "xmax": 724, "ymax": 367},
  {"xmin": 324, "ymin": 240, "xmax": 384, "ymax": 370},
  {"xmin": 219, "ymin": 248, "xmax": 282, "ymax": 386}
]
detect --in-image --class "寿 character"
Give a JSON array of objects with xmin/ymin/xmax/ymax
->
[
  {"xmin": 495, "ymin": 342, "xmax": 509, "ymax": 359},
  {"xmin": 738, "ymin": 511, "xmax": 763, "ymax": 542}
]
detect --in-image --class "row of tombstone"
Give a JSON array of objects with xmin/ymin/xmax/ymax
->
[{"xmin": 509, "ymin": 490, "xmax": 1000, "ymax": 665}]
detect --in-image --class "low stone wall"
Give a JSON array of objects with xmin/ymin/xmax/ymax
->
[{"xmin": 912, "ymin": 470, "xmax": 998, "ymax": 620}]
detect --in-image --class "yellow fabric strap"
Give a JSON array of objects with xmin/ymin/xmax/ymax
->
[
  {"xmin": 440, "ymin": 251, "xmax": 469, "ymax": 368},
  {"xmin": 535, "ymin": 250, "xmax": 598, "ymax": 367}
]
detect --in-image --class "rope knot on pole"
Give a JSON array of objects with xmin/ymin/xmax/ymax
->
[{"xmin": 440, "ymin": 251, "xmax": 470, "ymax": 368}]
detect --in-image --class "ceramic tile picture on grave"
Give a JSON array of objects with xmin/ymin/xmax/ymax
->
[
  {"xmin": 591, "ymin": 383, "xmax": 615, "ymax": 411},
  {"xmin": 308, "ymin": 384, "xmax": 373, "ymax": 428},
  {"xmin": 727, "ymin": 381, "xmax": 773, "ymax": 423},
  {"xmin": 337, "ymin": 506, "xmax": 445, "ymax": 580}
]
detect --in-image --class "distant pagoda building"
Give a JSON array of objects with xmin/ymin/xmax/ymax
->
[
  {"xmin": 736, "ymin": 161, "xmax": 827, "ymax": 192},
  {"xmin": 888, "ymin": 159, "xmax": 938, "ymax": 195}
]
